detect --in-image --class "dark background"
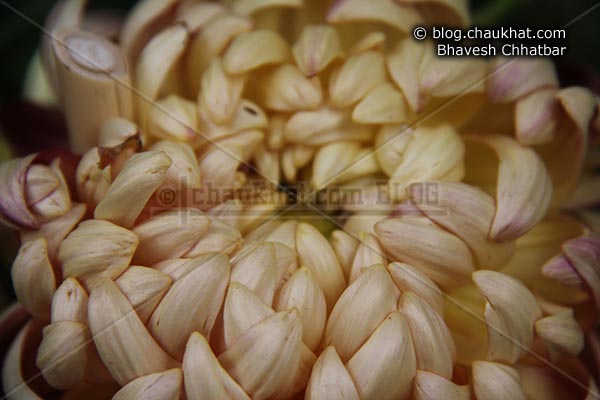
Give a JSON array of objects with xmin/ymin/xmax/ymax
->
[{"xmin": 0, "ymin": 0, "xmax": 598, "ymax": 308}]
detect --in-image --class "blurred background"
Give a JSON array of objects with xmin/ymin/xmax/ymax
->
[{"xmin": 0, "ymin": 0, "xmax": 599, "ymax": 310}]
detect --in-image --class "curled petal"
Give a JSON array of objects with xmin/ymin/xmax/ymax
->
[
  {"xmin": 562, "ymin": 235, "xmax": 600, "ymax": 311},
  {"xmin": 94, "ymin": 150, "xmax": 172, "ymax": 228},
  {"xmin": 59, "ymin": 220, "xmax": 138, "ymax": 289},
  {"xmin": 412, "ymin": 181, "xmax": 515, "ymax": 268},
  {"xmin": 473, "ymin": 270, "xmax": 542, "ymax": 364},
  {"xmin": 515, "ymin": 89, "xmax": 557, "ymax": 145},
  {"xmin": 535, "ymin": 310, "xmax": 584, "ymax": 361},
  {"xmin": 36, "ymin": 321, "xmax": 90, "ymax": 390},
  {"xmin": 329, "ymin": 51, "xmax": 386, "ymax": 108},
  {"xmin": 11, "ymin": 238, "xmax": 56, "ymax": 321},
  {"xmin": 487, "ymin": 58, "xmax": 558, "ymax": 103},
  {"xmin": 413, "ymin": 370, "xmax": 470, "ymax": 400},
  {"xmin": 376, "ymin": 217, "xmax": 474, "ymax": 288},
  {"xmin": 466, "ymin": 134, "xmax": 553, "ymax": 242},
  {"xmin": 132, "ymin": 209, "xmax": 211, "ymax": 265},
  {"xmin": 473, "ymin": 361, "xmax": 526, "ymax": 400},
  {"xmin": 0, "ymin": 155, "xmax": 38, "ymax": 230}
]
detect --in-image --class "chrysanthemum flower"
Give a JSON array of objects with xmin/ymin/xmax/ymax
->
[{"xmin": 0, "ymin": 0, "xmax": 599, "ymax": 399}]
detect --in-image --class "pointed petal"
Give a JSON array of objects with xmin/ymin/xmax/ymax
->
[
  {"xmin": 112, "ymin": 369, "xmax": 182, "ymax": 400},
  {"xmin": 88, "ymin": 278, "xmax": 178, "ymax": 385},
  {"xmin": 306, "ymin": 346, "xmax": 360, "ymax": 400},
  {"xmin": 346, "ymin": 311, "xmax": 417, "ymax": 400},
  {"xmin": 218, "ymin": 310, "xmax": 303, "ymax": 400},
  {"xmin": 324, "ymin": 264, "xmax": 396, "ymax": 362},
  {"xmin": 148, "ymin": 254, "xmax": 230, "ymax": 359}
]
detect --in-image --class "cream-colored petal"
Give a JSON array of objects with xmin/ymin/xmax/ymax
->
[
  {"xmin": 515, "ymin": 89, "xmax": 557, "ymax": 145},
  {"xmin": 11, "ymin": 238, "xmax": 55, "ymax": 321},
  {"xmin": 132, "ymin": 209, "xmax": 211, "ymax": 265},
  {"xmin": 148, "ymin": 254, "xmax": 230, "ymax": 359},
  {"xmin": 135, "ymin": 24, "xmax": 189, "ymax": 127},
  {"xmin": 200, "ymin": 58, "xmax": 245, "ymax": 124},
  {"xmin": 311, "ymin": 141, "xmax": 379, "ymax": 189},
  {"xmin": 59, "ymin": 220, "xmax": 138, "ymax": 289},
  {"xmin": 183, "ymin": 332, "xmax": 248, "ymax": 400},
  {"xmin": 413, "ymin": 181, "xmax": 516, "ymax": 268},
  {"xmin": 346, "ymin": 311, "xmax": 416, "ymax": 400},
  {"xmin": 51, "ymin": 277, "xmax": 88, "ymax": 323},
  {"xmin": 256, "ymin": 64, "xmax": 322, "ymax": 111},
  {"xmin": 324, "ymin": 264, "xmax": 396, "ymax": 362},
  {"xmin": 296, "ymin": 222, "xmax": 347, "ymax": 311},
  {"xmin": 329, "ymin": 51, "xmax": 386, "ymax": 108},
  {"xmin": 349, "ymin": 233, "xmax": 386, "ymax": 283},
  {"xmin": 88, "ymin": 278, "xmax": 178, "ymax": 385},
  {"xmin": 387, "ymin": 262, "xmax": 444, "ymax": 315},
  {"xmin": 535, "ymin": 310, "xmax": 584, "ymax": 361},
  {"xmin": 473, "ymin": 270, "xmax": 542, "ymax": 364},
  {"xmin": 115, "ymin": 266, "xmax": 172, "ymax": 324},
  {"xmin": 119, "ymin": 0, "xmax": 179, "ymax": 63},
  {"xmin": 387, "ymin": 40, "xmax": 425, "ymax": 112},
  {"xmin": 146, "ymin": 95, "xmax": 198, "ymax": 143},
  {"xmin": 327, "ymin": 0, "xmax": 421, "ymax": 33},
  {"xmin": 230, "ymin": 242, "xmax": 279, "ymax": 304},
  {"xmin": 186, "ymin": 13, "xmax": 253, "ymax": 91},
  {"xmin": 94, "ymin": 151, "xmax": 171, "ymax": 228},
  {"xmin": 175, "ymin": 2, "xmax": 226, "ymax": 33},
  {"xmin": 352, "ymin": 82, "xmax": 408, "ymax": 124},
  {"xmin": 233, "ymin": 0, "xmax": 302, "ymax": 15},
  {"xmin": 149, "ymin": 141, "xmax": 202, "ymax": 188},
  {"xmin": 284, "ymin": 105, "xmax": 345, "ymax": 143},
  {"xmin": 223, "ymin": 282, "xmax": 274, "ymax": 349},
  {"xmin": 275, "ymin": 267, "xmax": 327, "ymax": 352},
  {"xmin": 375, "ymin": 217, "xmax": 474, "ymax": 288},
  {"xmin": 413, "ymin": 370, "xmax": 470, "ymax": 400},
  {"xmin": 466, "ymin": 135, "xmax": 553, "ymax": 242},
  {"xmin": 305, "ymin": 346, "xmax": 360, "ymax": 400},
  {"xmin": 112, "ymin": 369, "xmax": 182, "ymax": 400},
  {"xmin": 487, "ymin": 58, "xmax": 558, "ymax": 103},
  {"xmin": 36, "ymin": 321, "xmax": 89, "ymax": 390},
  {"xmin": 388, "ymin": 124, "xmax": 464, "ymax": 202},
  {"xmin": 223, "ymin": 30, "xmax": 290, "ymax": 74},
  {"xmin": 398, "ymin": 291, "xmax": 456, "ymax": 378},
  {"xmin": 292, "ymin": 25, "xmax": 343, "ymax": 77},
  {"xmin": 331, "ymin": 230, "xmax": 359, "ymax": 280},
  {"xmin": 472, "ymin": 361, "xmax": 526, "ymax": 400},
  {"xmin": 349, "ymin": 32, "xmax": 386, "ymax": 54},
  {"xmin": 184, "ymin": 216, "xmax": 242, "ymax": 257},
  {"xmin": 218, "ymin": 310, "xmax": 302, "ymax": 400}
]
